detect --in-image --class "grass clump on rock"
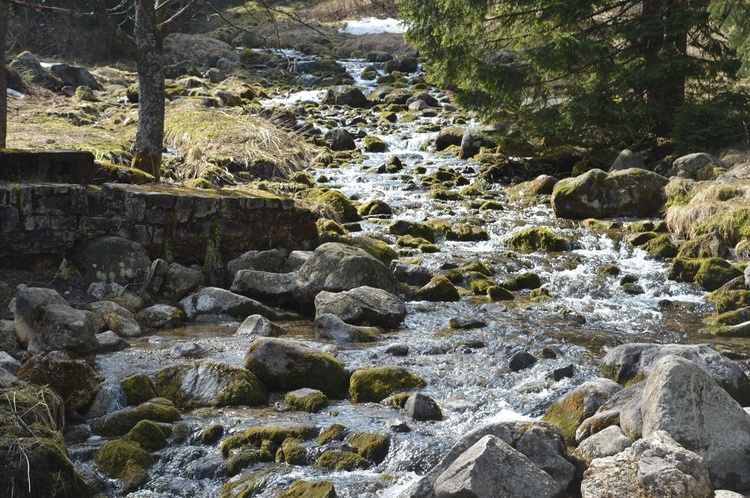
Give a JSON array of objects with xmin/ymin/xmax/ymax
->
[{"xmin": 349, "ymin": 366, "xmax": 426, "ymax": 403}]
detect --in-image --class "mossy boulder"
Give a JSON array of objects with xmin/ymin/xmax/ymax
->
[
  {"xmin": 505, "ymin": 226, "xmax": 571, "ymax": 252},
  {"xmin": 227, "ymin": 449, "xmax": 261, "ymax": 476},
  {"xmin": 349, "ymin": 235, "xmax": 398, "ymax": 266},
  {"xmin": 201, "ymin": 424, "xmax": 225, "ymax": 445},
  {"xmin": 676, "ymin": 231, "xmax": 728, "ymax": 260},
  {"xmin": 358, "ymin": 199, "xmax": 392, "ymax": 217},
  {"xmin": 275, "ymin": 437, "xmax": 308, "ymax": 465},
  {"xmin": 285, "ymin": 388, "xmax": 329, "ymax": 413},
  {"xmin": 488, "ymin": 285, "xmax": 515, "ymax": 301},
  {"xmin": 668, "ymin": 258, "xmax": 702, "ymax": 283},
  {"xmin": 503, "ymin": 272, "xmax": 542, "ymax": 290},
  {"xmin": 91, "ymin": 398, "xmax": 181, "ymax": 437},
  {"xmin": 220, "ymin": 425, "xmax": 316, "ymax": 458},
  {"xmin": 551, "ymin": 168, "xmax": 668, "ymax": 219},
  {"xmin": 277, "ymin": 480, "xmax": 337, "ymax": 498},
  {"xmin": 219, "ymin": 470, "xmax": 273, "ymax": 498},
  {"xmin": 694, "ymin": 258, "xmax": 743, "ymax": 291},
  {"xmin": 414, "ymin": 275, "xmax": 461, "ymax": 302},
  {"xmin": 153, "ymin": 359, "xmax": 268, "ymax": 409},
  {"xmin": 641, "ymin": 234, "xmax": 679, "ymax": 259},
  {"xmin": 470, "ymin": 278, "xmax": 497, "ymax": 295},
  {"xmin": 388, "ymin": 220, "xmax": 436, "ymax": 243},
  {"xmin": 121, "ymin": 373, "xmax": 159, "ymax": 406},
  {"xmin": 706, "ymin": 288, "xmax": 750, "ymax": 314},
  {"xmin": 364, "ymin": 135, "xmax": 388, "ymax": 153},
  {"xmin": 541, "ymin": 378, "xmax": 623, "ymax": 445},
  {"xmin": 244, "ymin": 337, "xmax": 349, "ymax": 397},
  {"xmin": 312, "ymin": 189, "xmax": 361, "ymax": 223},
  {"xmin": 348, "ymin": 432, "xmax": 390, "ymax": 463},
  {"xmin": 317, "ymin": 423, "xmax": 348, "ymax": 445},
  {"xmin": 94, "ymin": 439, "xmax": 152, "ymax": 485},
  {"xmin": 313, "ymin": 450, "xmax": 369, "ymax": 471},
  {"xmin": 349, "ymin": 366, "xmax": 426, "ymax": 403},
  {"xmin": 121, "ymin": 419, "xmax": 168, "ymax": 451}
]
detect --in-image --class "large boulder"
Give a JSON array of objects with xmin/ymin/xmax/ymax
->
[
  {"xmin": 70, "ymin": 235, "xmax": 151, "ymax": 285},
  {"xmin": 321, "ymin": 85, "xmax": 370, "ymax": 108},
  {"xmin": 349, "ymin": 366, "xmax": 425, "ymax": 404},
  {"xmin": 434, "ymin": 435, "xmax": 564, "ymax": 498},
  {"xmin": 609, "ymin": 149, "xmax": 645, "ymax": 172},
  {"xmin": 314, "ymin": 286, "xmax": 406, "ymax": 328},
  {"xmin": 673, "ymin": 152, "xmax": 725, "ymax": 180},
  {"xmin": 573, "ymin": 425, "xmax": 633, "ymax": 465},
  {"xmin": 600, "ymin": 342, "xmax": 750, "ymax": 405},
  {"xmin": 576, "ymin": 382, "xmax": 645, "ymax": 442},
  {"xmin": 86, "ymin": 300, "xmax": 142, "ymax": 338},
  {"xmin": 49, "ymin": 63, "xmax": 101, "ymax": 90},
  {"xmin": 313, "ymin": 313, "xmax": 380, "ymax": 342},
  {"xmin": 244, "ymin": 338, "xmax": 348, "ymax": 397},
  {"xmin": 17, "ymin": 351, "xmax": 101, "ymax": 413},
  {"xmin": 324, "ymin": 128, "xmax": 357, "ymax": 151},
  {"xmin": 581, "ymin": 430, "xmax": 713, "ymax": 498},
  {"xmin": 161, "ymin": 263, "xmax": 205, "ymax": 301},
  {"xmin": 231, "ymin": 270, "xmax": 297, "ymax": 308},
  {"xmin": 407, "ymin": 421, "xmax": 579, "ymax": 498},
  {"xmin": 9, "ymin": 51, "xmax": 63, "ymax": 91},
  {"xmin": 551, "ymin": 168, "xmax": 668, "ymax": 219},
  {"xmin": 153, "ymin": 359, "xmax": 268, "ymax": 409},
  {"xmin": 641, "ymin": 355, "xmax": 750, "ymax": 491},
  {"xmin": 179, "ymin": 287, "xmax": 282, "ymax": 321},
  {"xmin": 226, "ymin": 248, "xmax": 288, "ymax": 279},
  {"xmin": 12, "ymin": 286, "xmax": 101, "ymax": 356},
  {"xmin": 295, "ymin": 242, "xmax": 399, "ymax": 308}
]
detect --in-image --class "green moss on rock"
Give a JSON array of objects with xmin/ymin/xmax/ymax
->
[
  {"xmin": 488, "ymin": 285, "xmax": 515, "ymax": 301},
  {"xmin": 506, "ymin": 227, "xmax": 571, "ymax": 252},
  {"xmin": 201, "ymin": 423, "xmax": 225, "ymax": 445},
  {"xmin": 285, "ymin": 389, "xmax": 329, "ymax": 413},
  {"xmin": 350, "ymin": 235, "xmax": 398, "ymax": 265},
  {"xmin": 227, "ymin": 449, "xmax": 261, "ymax": 476},
  {"xmin": 95, "ymin": 439, "xmax": 152, "ymax": 479},
  {"xmin": 541, "ymin": 391, "xmax": 585, "ymax": 445},
  {"xmin": 219, "ymin": 470, "xmax": 272, "ymax": 498},
  {"xmin": 313, "ymin": 450, "xmax": 369, "ymax": 471},
  {"xmin": 317, "ymin": 424, "xmax": 348, "ymax": 445},
  {"xmin": 388, "ymin": 220, "xmax": 435, "ymax": 243},
  {"xmin": 277, "ymin": 480, "xmax": 337, "ymax": 498},
  {"xmin": 364, "ymin": 135, "xmax": 388, "ymax": 153},
  {"xmin": 220, "ymin": 425, "xmax": 316, "ymax": 458},
  {"xmin": 349, "ymin": 367, "xmax": 426, "ymax": 404},
  {"xmin": 707, "ymin": 288, "xmax": 750, "ymax": 314},
  {"xmin": 694, "ymin": 258, "xmax": 743, "ymax": 291},
  {"xmin": 641, "ymin": 234, "xmax": 679, "ymax": 259},
  {"xmin": 122, "ymin": 420, "xmax": 167, "ymax": 451},
  {"xmin": 275, "ymin": 437, "xmax": 308, "ymax": 465},
  {"xmin": 91, "ymin": 398, "xmax": 181, "ymax": 437},
  {"xmin": 348, "ymin": 432, "xmax": 390, "ymax": 463},
  {"xmin": 121, "ymin": 373, "xmax": 159, "ymax": 406}
]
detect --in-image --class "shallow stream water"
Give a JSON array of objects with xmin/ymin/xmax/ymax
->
[{"xmin": 69, "ymin": 53, "xmax": 747, "ymax": 498}]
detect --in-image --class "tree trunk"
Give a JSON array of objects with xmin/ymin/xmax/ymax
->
[
  {"xmin": 131, "ymin": 0, "xmax": 165, "ymax": 181},
  {"xmin": 0, "ymin": 2, "xmax": 9, "ymax": 149}
]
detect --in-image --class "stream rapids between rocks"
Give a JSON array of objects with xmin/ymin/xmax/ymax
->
[{"xmin": 67, "ymin": 51, "xmax": 738, "ymax": 497}]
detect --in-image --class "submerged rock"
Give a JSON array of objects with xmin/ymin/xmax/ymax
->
[{"xmin": 313, "ymin": 313, "xmax": 380, "ymax": 342}]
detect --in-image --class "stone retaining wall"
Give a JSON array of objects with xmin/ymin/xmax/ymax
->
[{"xmin": 0, "ymin": 182, "xmax": 320, "ymax": 268}]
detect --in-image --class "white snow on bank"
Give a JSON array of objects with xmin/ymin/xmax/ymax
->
[{"xmin": 339, "ymin": 17, "xmax": 406, "ymax": 35}]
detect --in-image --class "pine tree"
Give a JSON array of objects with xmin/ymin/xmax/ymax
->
[{"xmin": 398, "ymin": 0, "xmax": 749, "ymax": 154}]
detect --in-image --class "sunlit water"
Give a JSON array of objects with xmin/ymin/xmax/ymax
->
[{"xmin": 69, "ymin": 55, "xmax": 738, "ymax": 498}]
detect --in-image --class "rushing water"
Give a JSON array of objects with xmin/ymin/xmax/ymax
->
[{"xmin": 69, "ymin": 55, "xmax": 733, "ymax": 497}]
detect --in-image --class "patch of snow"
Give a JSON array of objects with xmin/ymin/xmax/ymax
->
[{"xmin": 339, "ymin": 17, "xmax": 406, "ymax": 35}]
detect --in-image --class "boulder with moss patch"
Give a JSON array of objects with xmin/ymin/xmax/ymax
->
[
  {"xmin": 91, "ymin": 398, "xmax": 181, "ymax": 437},
  {"xmin": 349, "ymin": 235, "xmax": 398, "ymax": 266},
  {"xmin": 121, "ymin": 373, "xmax": 159, "ymax": 406},
  {"xmin": 95, "ymin": 439, "xmax": 152, "ymax": 489},
  {"xmin": 277, "ymin": 480, "xmax": 337, "ymax": 498},
  {"xmin": 122, "ymin": 419, "xmax": 168, "ymax": 451},
  {"xmin": 314, "ymin": 450, "xmax": 370, "ymax": 471},
  {"xmin": 276, "ymin": 437, "xmax": 308, "ymax": 465},
  {"xmin": 414, "ymin": 275, "xmax": 461, "ymax": 302},
  {"xmin": 154, "ymin": 358, "xmax": 268, "ymax": 409},
  {"xmin": 388, "ymin": 220, "xmax": 436, "ymax": 242},
  {"xmin": 349, "ymin": 366, "xmax": 426, "ymax": 403},
  {"xmin": 552, "ymin": 168, "xmax": 668, "ymax": 219},
  {"xmin": 541, "ymin": 378, "xmax": 623, "ymax": 445},
  {"xmin": 694, "ymin": 258, "xmax": 743, "ymax": 291},
  {"xmin": 220, "ymin": 425, "xmax": 316, "ymax": 458},
  {"xmin": 285, "ymin": 388, "xmax": 329, "ymax": 413},
  {"xmin": 505, "ymin": 227, "xmax": 571, "ymax": 252},
  {"xmin": 244, "ymin": 337, "xmax": 348, "ymax": 397},
  {"xmin": 348, "ymin": 432, "xmax": 390, "ymax": 464}
]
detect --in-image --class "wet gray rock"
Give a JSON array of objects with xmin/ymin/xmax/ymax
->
[
  {"xmin": 600, "ymin": 342, "xmax": 750, "ymax": 405},
  {"xmin": 673, "ymin": 152, "xmax": 725, "ymax": 180},
  {"xmin": 295, "ymin": 242, "xmax": 399, "ymax": 308},
  {"xmin": 581, "ymin": 430, "xmax": 713, "ymax": 498},
  {"xmin": 551, "ymin": 168, "xmax": 668, "ymax": 219},
  {"xmin": 408, "ymin": 100, "xmax": 430, "ymax": 111},
  {"xmin": 84, "ymin": 383, "xmax": 125, "ymax": 419},
  {"xmin": 179, "ymin": 287, "xmax": 279, "ymax": 322},
  {"xmin": 387, "ymin": 418, "xmax": 411, "ymax": 433},
  {"xmin": 460, "ymin": 128, "xmax": 493, "ymax": 160},
  {"xmin": 154, "ymin": 359, "xmax": 268, "ymax": 409},
  {"xmin": 325, "ymin": 128, "xmax": 357, "ymax": 151},
  {"xmin": 137, "ymin": 304, "xmax": 183, "ymax": 329},
  {"xmin": 385, "ymin": 344, "xmax": 409, "ymax": 356},
  {"xmin": 284, "ymin": 250, "xmax": 312, "ymax": 272},
  {"xmin": 404, "ymin": 393, "xmax": 443, "ymax": 421},
  {"xmin": 244, "ymin": 337, "xmax": 348, "ymax": 397},
  {"xmin": 408, "ymin": 421, "xmax": 579, "ymax": 498},
  {"xmin": 70, "ymin": 235, "xmax": 151, "ymax": 285},
  {"xmin": 314, "ymin": 286, "xmax": 406, "ymax": 328},
  {"xmin": 236, "ymin": 314, "xmax": 287, "ymax": 337},
  {"xmin": 435, "ymin": 127, "xmax": 464, "ymax": 151},
  {"xmin": 609, "ymin": 149, "xmax": 645, "ymax": 172},
  {"xmin": 313, "ymin": 313, "xmax": 380, "ymax": 342},
  {"xmin": 433, "ymin": 435, "xmax": 565, "ymax": 498},
  {"xmin": 13, "ymin": 286, "xmax": 100, "ymax": 356},
  {"xmin": 384, "ymin": 57, "xmax": 418, "ymax": 73},
  {"xmin": 171, "ymin": 342, "xmax": 204, "ymax": 358},
  {"xmin": 321, "ymin": 85, "xmax": 370, "ymax": 108},
  {"xmin": 509, "ymin": 351, "xmax": 537, "ymax": 371},
  {"xmin": 573, "ymin": 425, "xmax": 632, "ymax": 464},
  {"xmin": 577, "ymin": 381, "xmax": 645, "ymax": 443},
  {"xmin": 390, "ymin": 260, "xmax": 435, "ymax": 287},
  {"xmin": 230, "ymin": 270, "xmax": 297, "ymax": 308},
  {"xmin": 87, "ymin": 282, "xmax": 145, "ymax": 311},
  {"xmin": 641, "ymin": 354, "xmax": 750, "ymax": 491},
  {"xmin": 226, "ymin": 249, "xmax": 288, "ymax": 279},
  {"xmin": 9, "ymin": 51, "xmax": 63, "ymax": 91},
  {"xmin": 86, "ymin": 300, "xmax": 142, "ymax": 338},
  {"xmin": 0, "ymin": 351, "xmax": 21, "ymax": 374},
  {"xmin": 162, "ymin": 263, "xmax": 205, "ymax": 301},
  {"xmin": 96, "ymin": 330, "xmax": 130, "ymax": 352}
]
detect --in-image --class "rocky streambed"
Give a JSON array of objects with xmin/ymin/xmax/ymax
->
[{"xmin": 4, "ymin": 40, "xmax": 750, "ymax": 498}]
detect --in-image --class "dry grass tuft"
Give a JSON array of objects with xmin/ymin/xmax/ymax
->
[
  {"xmin": 666, "ymin": 180, "xmax": 750, "ymax": 245},
  {"xmin": 163, "ymin": 106, "xmax": 315, "ymax": 184}
]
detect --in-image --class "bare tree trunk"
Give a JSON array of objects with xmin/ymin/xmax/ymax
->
[
  {"xmin": 0, "ymin": 2, "xmax": 9, "ymax": 148},
  {"xmin": 131, "ymin": 0, "xmax": 164, "ymax": 181}
]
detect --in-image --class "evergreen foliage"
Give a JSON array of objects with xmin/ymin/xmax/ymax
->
[{"xmin": 398, "ymin": 0, "xmax": 750, "ymax": 153}]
